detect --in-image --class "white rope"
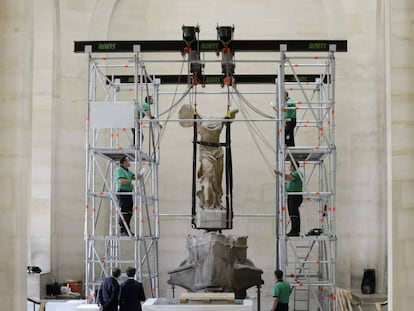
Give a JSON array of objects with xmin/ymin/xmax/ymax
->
[{"xmin": 231, "ymin": 89, "xmax": 276, "ymax": 175}]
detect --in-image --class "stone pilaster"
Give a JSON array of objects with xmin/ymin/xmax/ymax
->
[{"xmin": 0, "ymin": 0, "xmax": 32, "ymax": 309}]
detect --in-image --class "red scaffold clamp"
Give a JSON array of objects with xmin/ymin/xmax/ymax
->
[{"xmin": 183, "ymin": 45, "xmax": 192, "ymax": 54}]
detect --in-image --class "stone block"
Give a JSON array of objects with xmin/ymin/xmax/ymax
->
[{"xmin": 196, "ymin": 209, "xmax": 228, "ymax": 229}]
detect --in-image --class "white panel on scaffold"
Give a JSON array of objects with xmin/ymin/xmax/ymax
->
[{"xmin": 89, "ymin": 102, "xmax": 134, "ymax": 128}]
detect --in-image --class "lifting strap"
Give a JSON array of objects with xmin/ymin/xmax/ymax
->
[
  {"xmin": 225, "ymin": 87, "xmax": 233, "ymax": 229},
  {"xmin": 224, "ymin": 121, "xmax": 233, "ymax": 229},
  {"xmin": 191, "ymin": 112, "xmax": 198, "ymax": 228}
]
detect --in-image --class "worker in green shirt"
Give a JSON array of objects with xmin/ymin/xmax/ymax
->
[
  {"xmin": 274, "ymin": 160, "xmax": 303, "ymax": 236},
  {"xmin": 271, "ymin": 91, "xmax": 297, "ymax": 147},
  {"xmin": 132, "ymin": 96, "xmax": 154, "ymax": 148},
  {"xmin": 284, "ymin": 92, "xmax": 296, "ymax": 147},
  {"xmin": 115, "ymin": 156, "xmax": 135, "ymax": 236},
  {"xmin": 271, "ymin": 270, "xmax": 291, "ymax": 311}
]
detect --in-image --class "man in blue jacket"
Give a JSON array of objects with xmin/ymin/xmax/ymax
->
[
  {"xmin": 119, "ymin": 267, "xmax": 146, "ymax": 311},
  {"xmin": 97, "ymin": 267, "xmax": 121, "ymax": 311}
]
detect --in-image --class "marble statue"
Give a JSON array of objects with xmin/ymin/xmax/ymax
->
[{"xmin": 178, "ymin": 104, "xmax": 239, "ymax": 210}]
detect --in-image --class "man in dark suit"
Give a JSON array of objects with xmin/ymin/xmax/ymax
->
[
  {"xmin": 119, "ymin": 267, "xmax": 146, "ymax": 311},
  {"xmin": 97, "ymin": 267, "xmax": 121, "ymax": 311}
]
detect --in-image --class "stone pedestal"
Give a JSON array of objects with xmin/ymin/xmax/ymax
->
[
  {"xmin": 167, "ymin": 232, "xmax": 263, "ymax": 297},
  {"xmin": 196, "ymin": 209, "xmax": 228, "ymax": 229}
]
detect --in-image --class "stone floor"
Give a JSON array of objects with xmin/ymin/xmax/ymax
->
[{"xmin": 249, "ymin": 291, "xmax": 388, "ymax": 311}]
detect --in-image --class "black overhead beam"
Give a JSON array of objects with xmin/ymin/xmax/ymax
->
[
  {"xmin": 74, "ymin": 40, "xmax": 347, "ymax": 53},
  {"xmin": 105, "ymin": 74, "xmax": 329, "ymax": 85}
]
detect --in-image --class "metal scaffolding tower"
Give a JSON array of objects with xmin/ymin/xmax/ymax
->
[
  {"xmin": 75, "ymin": 38, "xmax": 346, "ymax": 310},
  {"xmin": 275, "ymin": 44, "xmax": 337, "ymax": 310},
  {"xmin": 83, "ymin": 46, "xmax": 161, "ymax": 302}
]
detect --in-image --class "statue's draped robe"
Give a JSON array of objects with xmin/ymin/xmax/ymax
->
[{"xmin": 197, "ymin": 120, "xmax": 224, "ymax": 209}]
